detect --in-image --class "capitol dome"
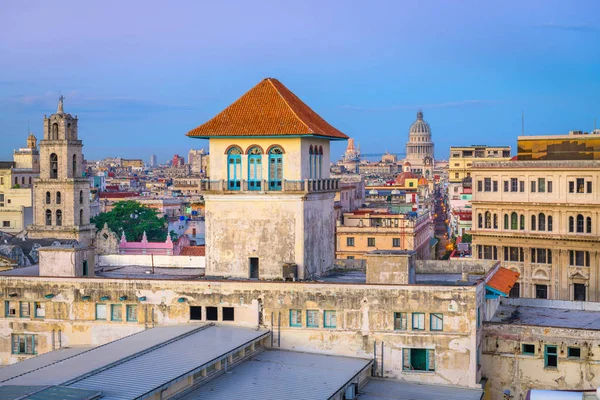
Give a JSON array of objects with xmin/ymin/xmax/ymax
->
[{"xmin": 409, "ymin": 110, "xmax": 431, "ymax": 134}]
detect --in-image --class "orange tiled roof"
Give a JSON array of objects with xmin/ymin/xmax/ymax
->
[
  {"xmin": 186, "ymin": 78, "xmax": 348, "ymax": 140},
  {"xmin": 179, "ymin": 246, "xmax": 205, "ymax": 256},
  {"xmin": 487, "ymin": 267, "xmax": 520, "ymax": 296}
]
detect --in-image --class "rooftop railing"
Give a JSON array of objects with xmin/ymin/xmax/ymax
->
[{"xmin": 200, "ymin": 178, "xmax": 340, "ymax": 194}]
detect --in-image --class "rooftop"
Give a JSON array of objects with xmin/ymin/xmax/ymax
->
[
  {"xmin": 359, "ymin": 378, "xmax": 483, "ymax": 400},
  {"xmin": 179, "ymin": 350, "xmax": 372, "ymax": 400},
  {"xmin": 186, "ymin": 78, "xmax": 348, "ymax": 140},
  {"xmin": 490, "ymin": 298, "xmax": 600, "ymax": 330},
  {"xmin": 486, "ymin": 267, "xmax": 519, "ymax": 296}
]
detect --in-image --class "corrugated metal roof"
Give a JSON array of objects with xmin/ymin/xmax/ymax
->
[
  {"xmin": 67, "ymin": 326, "xmax": 269, "ymax": 400},
  {"xmin": 2, "ymin": 325, "xmax": 202, "ymax": 386},
  {"xmin": 0, "ymin": 385, "xmax": 46, "ymax": 400},
  {"xmin": 0, "ymin": 347, "xmax": 91, "ymax": 383},
  {"xmin": 179, "ymin": 350, "xmax": 372, "ymax": 400},
  {"xmin": 358, "ymin": 378, "xmax": 484, "ymax": 400},
  {"xmin": 491, "ymin": 304, "xmax": 600, "ymax": 330},
  {"xmin": 0, "ymin": 385, "xmax": 102, "ymax": 400}
]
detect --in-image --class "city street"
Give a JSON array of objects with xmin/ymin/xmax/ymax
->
[{"xmin": 433, "ymin": 186, "xmax": 449, "ymax": 259}]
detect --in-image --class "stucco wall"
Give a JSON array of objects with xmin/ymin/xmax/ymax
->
[
  {"xmin": 303, "ymin": 192, "xmax": 336, "ymax": 277},
  {"xmin": 98, "ymin": 254, "xmax": 205, "ymax": 269},
  {"xmin": 38, "ymin": 247, "xmax": 96, "ymax": 277},
  {"xmin": 0, "ymin": 276, "xmax": 481, "ymax": 388}
]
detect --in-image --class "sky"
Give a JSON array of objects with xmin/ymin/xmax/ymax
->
[{"xmin": 0, "ymin": 0, "xmax": 599, "ymax": 163}]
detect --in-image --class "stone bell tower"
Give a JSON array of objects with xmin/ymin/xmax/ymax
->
[{"xmin": 27, "ymin": 96, "xmax": 96, "ymax": 244}]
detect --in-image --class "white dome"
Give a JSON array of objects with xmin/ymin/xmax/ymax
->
[{"xmin": 409, "ymin": 110, "xmax": 430, "ymax": 134}]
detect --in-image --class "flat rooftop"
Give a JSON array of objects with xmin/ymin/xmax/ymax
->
[
  {"xmin": 359, "ymin": 378, "xmax": 483, "ymax": 400},
  {"xmin": 0, "ymin": 265, "xmax": 205, "ymax": 280},
  {"xmin": 491, "ymin": 301, "xmax": 600, "ymax": 330},
  {"xmin": 179, "ymin": 350, "xmax": 372, "ymax": 400},
  {"xmin": 320, "ymin": 269, "xmax": 480, "ymax": 286}
]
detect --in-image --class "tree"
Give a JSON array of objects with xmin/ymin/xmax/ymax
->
[
  {"xmin": 91, "ymin": 200, "xmax": 168, "ymax": 242},
  {"xmin": 461, "ymin": 233, "xmax": 472, "ymax": 243}
]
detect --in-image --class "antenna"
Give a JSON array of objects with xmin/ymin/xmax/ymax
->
[{"xmin": 521, "ymin": 111, "xmax": 524, "ymax": 136}]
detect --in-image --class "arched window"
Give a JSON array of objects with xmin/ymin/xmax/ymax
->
[
  {"xmin": 226, "ymin": 147, "xmax": 242, "ymax": 191},
  {"xmin": 14, "ymin": 177, "xmax": 17, "ymax": 185},
  {"xmin": 569, "ymin": 216, "xmax": 574, "ymax": 232},
  {"xmin": 247, "ymin": 147, "xmax": 263, "ymax": 191},
  {"xmin": 478, "ymin": 213, "xmax": 483, "ymax": 229},
  {"xmin": 586, "ymin": 216, "xmax": 592, "ymax": 233},
  {"xmin": 45, "ymin": 191, "xmax": 51, "ymax": 204},
  {"xmin": 511, "ymin": 212, "xmax": 518, "ymax": 230},
  {"xmin": 50, "ymin": 153, "xmax": 58, "ymax": 179},
  {"xmin": 318, "ymin": 146, "xmax": 323, "ymax": 179},
  {"xmin": 56, "ymin": 191, "xmax": 61, "ymax": 205},
  {"xmin": 484, "ymin": 211, "xmax": 491, "ymax": 229},
  {"xmin": 80, "ymin": 209, "xmax": 84, "ymax": 224},
  {"xmin": 493, "ymin": 213, "xmax": 498, "ymax": 229},
  {"xmin": 56, "ymin": 210, "xmax": 62, "ymax": 226},
  {"xmin": 547, "ymin": 216, "xmax": 553, "ymax": 232},
  {"xmin": 28, "ymin": 177, "xmax": 31, "ymax": 185},
  {"xmin": 51, "ymin": 123, "xmax": 58, "ymax": 140},
  {"xmin": 577, "ymin": 214, "xmax": 584, "ymax": 233},
  {"xmin": 45, "ymin": 209, "xmax": 52, "ymax": 226},
  {"xmin": 21, "ymin": 177, "xmax": 25, "ymax": 185},
  {"xmin": 67, "ymin": 123, "xmax": 72, "ymax": 139},
  {"xmin": 503, "ymin": 214, "xmax": 509, "ymax": 230},
  {"xmin": 531, "ymin": 215, "xmax": 536, "ymax": 231},
  {"xmin": 538, "ymin": 213, "xmax": 545, "ymax": 231},
  {"xmin": 79, "ymin": 190, "xmax": 84, "ymax": 204},
  {"xmin": 72, "ymin": 154, "xmax": 77, "ymax": 176},
  {"xmin": 309, "ymin": 145, "xmax": 314, "ymax": 179},
  {"xmin": 268, "ymin": 146, "xmax": 283, "ymax": 191}
]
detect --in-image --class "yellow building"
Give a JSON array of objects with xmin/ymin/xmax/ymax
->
[
  {"xmin": 336, "ymin": 209, "xmax": 433, "ymax": 260},
  {"xmin": 518, "ymin": 130, "xmax": 600, "ymax": 160},
  {"xmin": 187, "ymin": 78, "xmax": 347, "ymax": 279},
  {"xmin": 448, "ymin": 145, "xmax": 511, "ymax": 183},
  {"xmin": 121, "ymin": 158, "xmax": 144, "ymax": 169},
  {"xmin": 0, "ymin": 134, "xmax": 39, "ymax": 233}
]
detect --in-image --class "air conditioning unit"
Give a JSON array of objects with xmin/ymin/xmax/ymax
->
[{"xmin": 344, "ymin": 383, "xmax": 358, "ymax": 400}]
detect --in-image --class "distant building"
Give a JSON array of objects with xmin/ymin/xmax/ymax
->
[
  {"xmin": 172, "ymin": 154, "xmax": 185, "ymax": 167},
  {"xmin": 339, "ymin": 138, "xmax": 360, "ymax": 173},
  {"xmin": 336, "ymin": 209, "xmax": 433, "ymax": 260},
  {"xmin": 149, "ymin": 154, "xmax": 157, "ymax": 167},
  {"xmin": 518, "ymin": 130, "xmax": 600, "ymax": 160},
  {"xmin": 404, "ymin": 110, "xmax": 434, "ymax": 178},
  {"xmin": 0, "ymin": 133, "xmax": 39, "ymax": 233},
  {"xmin": 448, "ymin": 145, "xmax": 511, "ymax": 183},
  {"xmin": 122, "ymin": 159, "xmax": 144, "ymax": 169},
  {"xmin": 188, "ymin": 148, "xmax": 209, "ymax": 176}
]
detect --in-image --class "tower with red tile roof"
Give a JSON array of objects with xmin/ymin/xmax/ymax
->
[{"xmin": 187, "ymin": 78, "xmax": 348, "ymax": 280}]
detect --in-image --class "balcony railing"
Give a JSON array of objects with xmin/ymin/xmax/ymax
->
[{"xmin": 200, "ymin": 178, "xmax": 340, "ymax": 193}]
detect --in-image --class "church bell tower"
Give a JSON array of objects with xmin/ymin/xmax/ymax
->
[{"xmin": 27, "ymin": 96, "xmax": 96, "ymax": 244}]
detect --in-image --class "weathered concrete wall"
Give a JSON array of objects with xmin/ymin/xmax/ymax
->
[
  {"xmin": 95, "ymin": 223, "xmax": 119, "ymax": 255},
  {"xmin": 38, "ymin": 246, "xmax": 96, "ymax": 277},
  {"xmin": 98, "ymin": 254, "xmax": 205, "ymax": 269},
  {"xmin": 303, "ymin": 192, "xmax": 336, "ymax": 278},
  {"xmin": 0, "ymin": 276, "xmax": 481, "ymax": 388},
  {"xmin": 416, "ymin": 259, "xmax": 498, "ymax": 275},
  {"xmin": 365, "ymin": 251, "xmax": 415, "ymax": 285},
  {"xmin": 483, "ymin": 322, "xmax": 600, "ymax": 400}
]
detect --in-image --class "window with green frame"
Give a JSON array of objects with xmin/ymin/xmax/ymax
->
[
  {"xmin": 402, "ymin": 348, "xmax": 435, "ymax": 371},
  {"xmin": 289, "ymin": 309, "xmax": 302, "ymax": 327},
  {"xmin": 306, "ymin": 310, "xmax": 319, "ymax": 327},
  {"xmin": 12, "ymin": 334, "xmax": 36, "ymax": 355},
  {"xmin": 126, "ymin": 304, "xmax": 138, "ymax": 322},
  {"xmin": 111, "ymin": 304, "xmax": 123, "ymax": 321},
  {"xmin": 522, "ymin": 344, "xmax": 535, "ymax": 355},
  {"xmin": 544, "ymin": 345, "xmax": 558, "ymax": 368},
  {"xmin": 95, "ymin": 304, "xmax": 107, "ymax": 320},
  {"xmin": 394, "ymin": 312, "xmax": 407, "ymax": 330},
  {"xmin": 20, "ymin": 301, "xmax": 30, "ymax": 318},
  {"xmin": 5, "ymin": 301, "xmax": 17, "ymax": 317},
  {"xmin": 324, "ymin": 310, "xmax": 336, "ymax": 328},
  {"xmin": 412, "ymin": 313, "xmax": 425, "ymax": 330},
  {"xmin": 430, "ymin": 313, "xmax": 443, "ymax": 331}
]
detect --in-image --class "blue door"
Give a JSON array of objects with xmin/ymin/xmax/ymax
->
[
  {"xmin": 227, "ymin": 147, "xmax": 242, "ymax": 190},
  {"xmin": 247, "ymin": 147, "xmax": 262, "ymax": 190},
  {"xmin": 268, "ymin": 147, "xmax": 283, "ymax": 190}
]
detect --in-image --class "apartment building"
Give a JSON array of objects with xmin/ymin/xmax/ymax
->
[{"xmin": 448, "ymin": 145, "xmax": 511, "ymax": 184}]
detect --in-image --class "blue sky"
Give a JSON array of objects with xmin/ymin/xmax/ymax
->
[{"xmin": 0, "ymin": 0, "xmax": 599, "ymax": 163}]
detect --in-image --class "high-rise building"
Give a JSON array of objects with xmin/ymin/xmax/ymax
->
[
  {"xmin": 27, "ymin": 96, "xmax": 96, "ymax": 245},
  {"xmin": 172, "ymin": 154, "xmax": 185, "ymax": 167},
  {"xmin": 404, "ymin": 110, "xmax": 434, "ymax": 178},
  {"xmin": 188, "ymin": 149, "xmax": 208, "ymax": 175},
  {"xmin": 150, "ymin": 154, "xmax": 157, "ymax": 167}
]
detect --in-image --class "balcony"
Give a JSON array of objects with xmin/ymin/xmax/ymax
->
[{"xmin": 200, "ymin": 178, "xmax": 340, "ymax": 194}]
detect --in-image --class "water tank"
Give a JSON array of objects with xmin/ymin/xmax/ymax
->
[{"xmin": 344, "ymin": 383, "xmax": 357, "ymax": 400}]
